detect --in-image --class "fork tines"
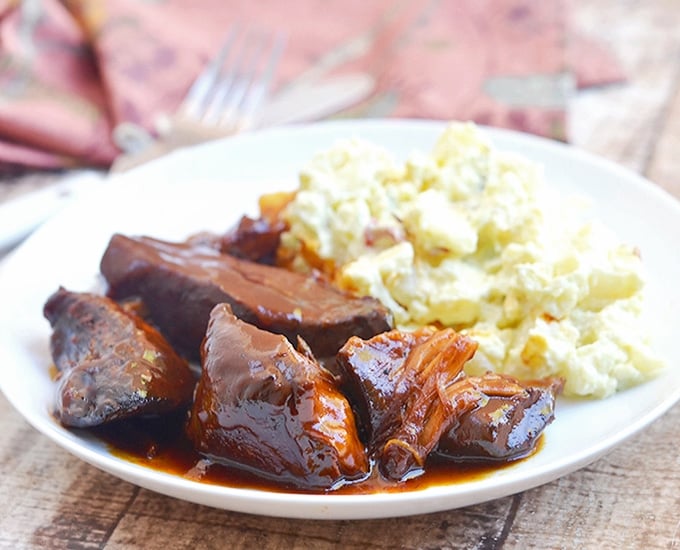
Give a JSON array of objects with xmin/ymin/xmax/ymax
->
[{"xmin": 180, "ymin": 25, "xmax": 287, "ymax": 132}]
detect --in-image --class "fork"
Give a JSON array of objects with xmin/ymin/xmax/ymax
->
[
  {"xmin": 113, "ymin": 25, "xmax": 287, "ymax": 158},
  {"xmin": 160, "ymin": 25, "xmax": 287, "ymax": 136}
]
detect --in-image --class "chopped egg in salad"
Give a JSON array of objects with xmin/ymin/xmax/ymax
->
[{"xmin": 279, "ymin": 122, "xmax": 664, "ymax": 399}]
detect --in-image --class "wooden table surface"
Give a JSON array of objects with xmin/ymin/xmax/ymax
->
[{"xmin": 1, "ymin": 2, "xmax": 679, "ymax": 548}]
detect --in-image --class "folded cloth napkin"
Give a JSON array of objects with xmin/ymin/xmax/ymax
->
[{"xmin": 0, "ymin": 0, "xmax": 624, "ymax": 172}]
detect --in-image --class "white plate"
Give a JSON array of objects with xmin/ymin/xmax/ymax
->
[{"xmin": 1, "ymin": 120, "xmax": 679, "ymax": 520}]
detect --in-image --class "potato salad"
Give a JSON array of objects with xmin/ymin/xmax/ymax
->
[{"xmin": 280, "ymin": 122, "xmax": 663, "ymax": 398}]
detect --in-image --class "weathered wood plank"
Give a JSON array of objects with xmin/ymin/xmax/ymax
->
[
  {"xmin": 104, "ymin": 476, "xmax": 515, "ymax": 549},
  {"xmin": 0, "ymin": 396, "xmax": 130, "ymax": 547},
  {"xmin": 647, "ymin": 79, "xmax": 680, "ymax": 197},
  {"xmin": 0, "ymin": 394, "xmax": 139, "ymax": 549},
  {"xmin": 504, "ymin": 402, "xmax": 680, "ymax": 550},
  {"xmin": 569, "ymin": 0, "xmax": 680, "ymax": 175}
]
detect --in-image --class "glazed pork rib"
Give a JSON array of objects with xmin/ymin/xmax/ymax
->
[
  {"xmin": 334, "ymin": 327, "xmax": 442, "ymax": 446},
  {"xmin": 436, "ymin": 374, "xmax": 564, "ymax": 462},
  {"xmin": 187, "ymin": 303, "xmax": 369, "ymax": 489},
  {"xmin": 100, "ymin": 234, "xmax": 393, "ymax": 360},
  {"xmin": 337, "ymin": 327, "xmax": 479, "ymax": 480},
  {"xmin": 336, "ymin": 328, "xmax": 562, "ymax": 481},
  {"xmin": 43, "ymin": 288, "xmax": 195, "ymax": 428}
]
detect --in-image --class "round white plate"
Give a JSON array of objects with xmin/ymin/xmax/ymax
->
[{"xmin": 1, "ymin": 120, "xmax": 679, "ymax": 520}]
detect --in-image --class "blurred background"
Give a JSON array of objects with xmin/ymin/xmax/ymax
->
[{"xmin": 0, "ymin": 0, "xmax": 678, "ymax": 237}]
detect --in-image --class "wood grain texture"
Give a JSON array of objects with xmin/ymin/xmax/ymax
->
[
  {"xmin": 647, "ymin": 77, "xmax": 680, "ymax": 196},
  {"xmin": 568, "ymin": 0, "xmax": 680, "ymax": 175},
  {"xmin": 1, "ymin": 1, "xmax": 679, "ymax": 548},
  {"xmin": 504, "ymin": 403, "xmax": 680, "ymax": 550}
]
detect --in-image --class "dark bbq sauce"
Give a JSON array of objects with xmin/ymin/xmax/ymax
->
[{"xmin": 88, "ymin": 412, "xmax": 542, "ymax": 495}]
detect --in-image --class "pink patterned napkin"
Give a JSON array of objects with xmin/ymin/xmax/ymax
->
[{"xmin": 0, "ymin": 0, "xmax": 624, "ymax": 171}]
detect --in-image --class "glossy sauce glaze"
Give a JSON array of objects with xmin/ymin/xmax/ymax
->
[
  {"xmin": 100, "ymin": 234, "xmax": 393, "ymax": 360},
  {"xmin": 90, "ymin": 412, "xmax": 542, "ymax": 495}
]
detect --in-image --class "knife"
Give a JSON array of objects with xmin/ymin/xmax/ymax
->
[
  {"xmin": 256, "ymin": 72, "xmax": 375, "ymax": 127},
  {"xmin": 111, "ymin": 71, "xmax": 375, "ymax": 171}
]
